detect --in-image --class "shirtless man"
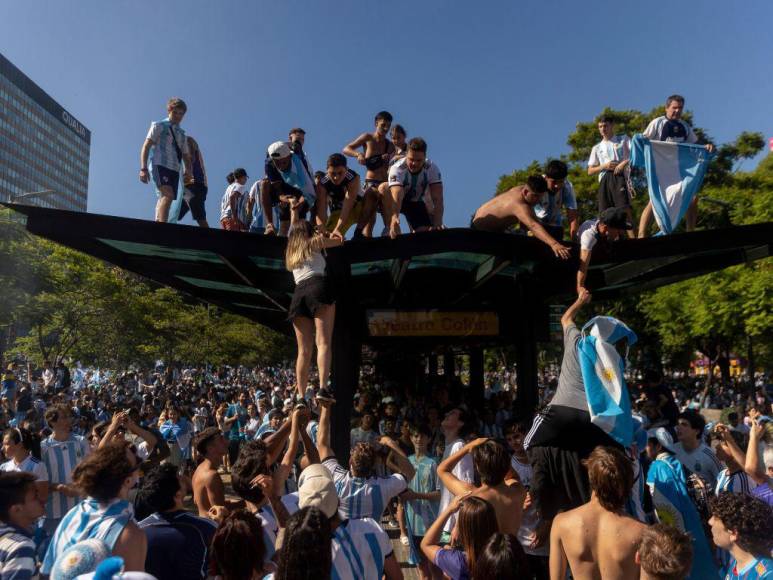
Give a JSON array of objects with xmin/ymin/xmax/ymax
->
[
  {"xmin": 549, "ymin": 446, "xmax": 646, "ymax": 580},
  {"xmin": 191, "ymin": 427, "xmax": 240, "ymax": 518},
  {"xmin": 437, "ymin": 437, "xmax": 525, "ymax": 535},
  {"xmin": 343, "ymin": 111, "xmax": 395, "ymax": 236},
  {"xmin": 471, "ymin": 175, "xmax": 571, "ymax": 259}
]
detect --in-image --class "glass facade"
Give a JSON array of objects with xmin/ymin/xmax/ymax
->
[{"xmin": 0, "ymin": 52, "xmax": 90, "ymax": 211}]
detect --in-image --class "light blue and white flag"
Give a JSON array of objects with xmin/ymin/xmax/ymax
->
[
  {"xmin": 578, "ymin": 316, "xmax": 637, "ymax": 447},
  {"xmin": 630, "ymin": 133, "xmax": 714, "ymax": 235}
]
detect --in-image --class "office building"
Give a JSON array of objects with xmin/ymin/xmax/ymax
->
[{"xmin": 0, "ymin": 52, "xmax": 90, "ymax": 211}]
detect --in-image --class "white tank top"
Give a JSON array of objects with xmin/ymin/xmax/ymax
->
[{"xmin": 292, "ymin": 251, "xmax": 326, "ymax": 284}]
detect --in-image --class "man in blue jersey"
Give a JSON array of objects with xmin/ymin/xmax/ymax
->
[
  {"xmin": 139, "ymin": 97, "xmax": 193, "ymax": 223},
  {"xmin": 136, "ymin": 464, "xmax": 217, "ymax": 580},
  {"xmin": 709, "ymin": 492, "xmax": 773, "ymax": 579},
  {"xmin": 297, "ymin": 463, "xmax": 403, "ymax": 580},
  {"xmin": 40, "ymin": 404, "xmax": 89, "ymax": 534},
  {"xmin": 0, "ymin": 472, "xmax": 45, "ymax": 580},
  {"xmin": 316, "ymin": 398, "xmax": 415, "ymax": 521}
]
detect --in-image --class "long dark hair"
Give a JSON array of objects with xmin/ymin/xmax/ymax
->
[
  {"xmin": 455, "ymin": 496, "xmax": 498, "ymax": 579},
  {"xmin": 474, "ymin": 533, "xmax": 528, "ymax": 580},
  {"xmin": 210, "ymin": 510, "xmax": 267, "ymax": 580},
  {"xmin": 3, "ymin": 427, "xmax": 41, "ymax": 460},
  {"xmin": 276, "ymin": 506, "xmax": 332, "ymax": 580}
]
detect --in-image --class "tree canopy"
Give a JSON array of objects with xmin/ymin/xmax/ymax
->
[{"xmin": 495, "ymin": 104, "xmax": 771, "ymax": 378}]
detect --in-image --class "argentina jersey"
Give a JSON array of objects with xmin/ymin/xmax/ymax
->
[
  {"xmin": 387, "ymin": 158, "xmax": 442, "ymax": 202},
  {"xmin": 41, "ymin": 435, "xmax": 89, "ymax": 520},
  {"xmin": 331, "ymin": 518, "xmax": 392, "ymax": 580},
  {"xmin": 146, "ymin": 119, "xmax": 187, "ymax": 172},
  {"xmin": 715, "ymin": 468, "xmax": 752, "ymax": 496},
  {"xmin": 323, "ymin": 457, "xmax": 407, "ymax": 520},
  {"xmin": 0, "ymin": 455, "xmax": 49, "ymax": 482}
]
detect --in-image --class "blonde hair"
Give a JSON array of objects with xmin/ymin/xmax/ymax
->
[{"xmin": 285, "ymin": 221, "xmax": 324, "ymax": 271}]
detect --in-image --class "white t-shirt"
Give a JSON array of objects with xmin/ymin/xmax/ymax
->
[
  {"xmin": 588, "ymin": 135, "xmax": 631, "ymax": 181},
  {"xmin": 220, "ymin": 182, "xmax": 246, "ymax": 221},
  {"xmin": 510, "ymin": 455, "xmax": 548, "ymax": 556},
  {"xmin": 672, "ymin": 442, "xmax": 723, "ymax": 487},
  {"xmin": 0, "ymin": 455, "xmax": 49, "ymax": 481},
  {"xmin": 439, "ymin": 439, "xmax": 474, "ymax": 533},
  {"xmin": 292, "ymin": 251, "xmax": 326, "ymax": 284},
  {"xmin": 578, "ymin": 219, "xmax": 601, "ymax": 251},
  {"xmin": 387, "ymin": 158, "xmax": 442, "ymax": 202}
]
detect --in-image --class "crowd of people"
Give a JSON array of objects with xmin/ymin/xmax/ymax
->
[
  {"xmin": 140, "ymin": 94, "xmax": 715, "ymax": 292},
  {"xmin": 0, "ymin": 338, "xmax": 771, "ymax": 579}
]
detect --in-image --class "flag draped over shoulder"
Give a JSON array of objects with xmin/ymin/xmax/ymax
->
[
  {"xmin": 646, "ymin": 455, "xmax": 720, "ymax": 579},
  {"xmin": 630, "ymin": 134, "xmax": 714, "ymax": 235},
  {"xmin": 577, "ymin": 316, "xmax": 637, "ymax": 447}
]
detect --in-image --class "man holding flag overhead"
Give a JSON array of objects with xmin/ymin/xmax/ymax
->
[
  {"xmin": 525, "ymin": 289, "xmax": 638, "ymax": 523},
  {"xmin": 636, "ymin": 94, "xmax": 716, "ymax": 237}
]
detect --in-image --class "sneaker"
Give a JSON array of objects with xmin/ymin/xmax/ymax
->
[
  {"xmin": 316, "ymin": 387, "xmax": 336, "ymax": 404},
  {"xmin": 400, "ymin": 535, "xmax": 410, "ymax": 546}
]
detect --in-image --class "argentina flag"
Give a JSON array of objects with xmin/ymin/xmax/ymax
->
[
  {"xmin": 630, "ymin": 134, "xmax": 714, "ymax": 234},
  {"xmin": 577, "ymin": 316, "xmax": 637, "ymax": 447}
]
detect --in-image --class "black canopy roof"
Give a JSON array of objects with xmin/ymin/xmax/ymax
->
[{"xmin": 8, "ymin": 204, "xmax": 772, "ymax": 343}]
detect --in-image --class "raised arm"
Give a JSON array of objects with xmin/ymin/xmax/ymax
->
[
  {"xmin": 264, "ymin": 416, "xmax": 292, "ymax": 467},
  {"xmin": 420, "ymin": 492, "xmax": 470, "ymax": 563},
  {"xmin": 437, "ymin": 438, "xmax": 488, "ymax": 496},
  {"xmin": 316, "ymin": 400, "xmax": 335, "ymax": 460},
  {"xmin": 273, "ymin": 408, "xmax": 304, "ymax": 497},
  {"xmin": 380, "ymin": 436, "xmax": 416, "ymax": 481},
  {"xmin": 744, "ymin": 419, "xmax": 769, "ymax": 485},
  {"xmin": 561, "ymin": 289, "xmax": 591, "ymax": 329},
  {"xmin": 299, "ymin": 417, "xmax": 320, "ymax": 466}
]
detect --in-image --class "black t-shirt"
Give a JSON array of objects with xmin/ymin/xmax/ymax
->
[
  {"xmin": 319, "ymin": 169, "xmax": 359, "ymax": 211},
  {"xmin": 138, "ymin": 511, "xmax": 217, "ymax": 580}
]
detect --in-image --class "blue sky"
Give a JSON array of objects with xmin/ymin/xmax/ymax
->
[{"xmin": 2, "ymin": 1, "xmax": 772, "ymax": 229}]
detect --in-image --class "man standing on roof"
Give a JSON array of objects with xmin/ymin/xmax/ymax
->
[
  {"xmin": 139, "ymin": 97, "xmax": 193, "ymax": 223},
  {"xmin": 638, "ymin": 94, "xmax": 715, "ymax": 237},
  {"xmin": 343, "ymin": 111, "xmax": 395, "ymax": 237},
  {"xmin": 471, "ymin": 176, "xmax": 571, "ymax": 259}
]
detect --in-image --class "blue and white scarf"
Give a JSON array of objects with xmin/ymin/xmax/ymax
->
[
  {"xmin": 42, "ymin": 498, "xmax": 134, "ymax": 574},
  {"xmin": 578, "ymin": 316, "xmax": 637, "ymax": 447}
]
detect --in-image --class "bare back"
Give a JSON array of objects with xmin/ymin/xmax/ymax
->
[
  {"xmin": 192, "ymin": 460, "xmax": 223, "ymax": 517},
  {"xmin": 552, "ymin": 503, "xmax": 645, "ymax": 580},
  {"xmin": 472, "ymin": 187, "xmax": 533, "ymax": 232},
  {"xmin": 473, "ymin": 482, "xmax": 525, "ymax": 535}
]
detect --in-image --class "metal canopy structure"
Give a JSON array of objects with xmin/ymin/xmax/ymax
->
[
  {"xmin": 9, "ymin": 204, "xmax": 772, "ymax": 339},
  {"xmin": 8, "ymin": 203, "xmax": 772, "ymax": 459}
]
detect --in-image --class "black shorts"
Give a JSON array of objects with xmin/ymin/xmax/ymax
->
[
  {"xmin": 540, "ymin": 222, "xmax": 564, "ymax": 241},
  {"xmin": 401, "ymin": 199, "xmax": 432, "ymax": 230},
  {"xmin": 598, "ymin": 172, "xmax": 632, "ymax": 212},
  {"xmin": 289, "ymin": 275, "xmax": 334, "ymax": 319},
  {"xmin": 182, "ymin": 183, "xmax": 208, "ymax": 220},
  {"xmin": 153, "ymin": 165, "xmax": 180, "ymax": 197}
]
